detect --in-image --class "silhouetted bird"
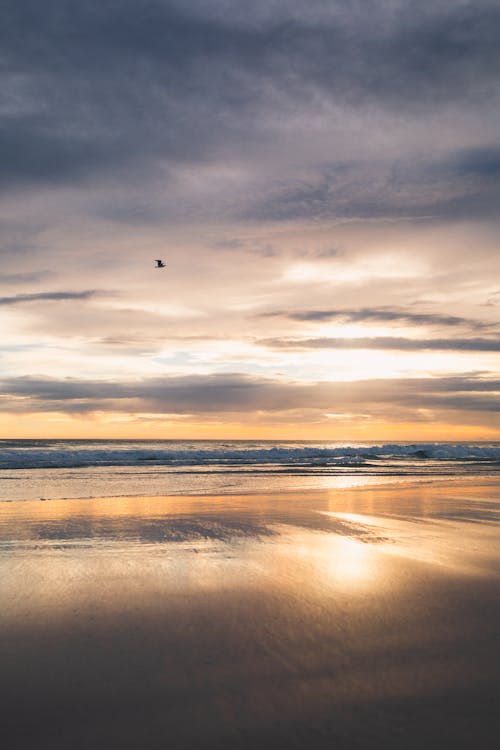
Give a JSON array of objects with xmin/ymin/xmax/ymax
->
[{"xmin": 154, "ymin": 259, "xmax": 166, "ymax": 268}]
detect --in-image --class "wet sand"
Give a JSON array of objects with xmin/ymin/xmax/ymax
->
[{"xmin": 1, "ymin": 478, "xmax": 500, "ymax": 749}]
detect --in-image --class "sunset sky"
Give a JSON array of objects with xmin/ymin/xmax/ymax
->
[{"xmin": 1, "ymin": 0, "xmax": 499, "ymax": 439}]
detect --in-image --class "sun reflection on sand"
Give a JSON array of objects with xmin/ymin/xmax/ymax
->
[
  {"xmin": 329, "ymin": 536, "xmax": 374, "ymax": 583},
  {"xmin": 290, "ymin": 528, "xmax": 381, "ymax": 592}
]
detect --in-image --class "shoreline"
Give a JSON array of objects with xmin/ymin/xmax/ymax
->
[{"xmin": 2, "ymin": 470, "xmax": 500, "ymax": 504}]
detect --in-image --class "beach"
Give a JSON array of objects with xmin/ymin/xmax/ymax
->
[
  {"xmin": 2, "ymin": 477, "xmax": 500, "ymax": 749},
  {"xmin": 4, "ymin": 0, "xmax": 500, "ymax": 745}
]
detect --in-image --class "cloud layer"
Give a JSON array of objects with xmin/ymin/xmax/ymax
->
[
  {"xmin": 1, "ymin": 373, "xmax": 499, "ymax": 425},
  {"xmin": 1, "ymin": 1, "xmax": 499, "ymax": 436}
]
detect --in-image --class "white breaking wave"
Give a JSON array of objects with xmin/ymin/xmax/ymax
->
[{"xmin": 0, "ymin": 440, "xmax": 499, "ymax": 471}]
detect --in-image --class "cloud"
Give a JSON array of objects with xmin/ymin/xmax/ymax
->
[
  {"xmin": 2, "ymin": 0, "xmax": 500, "ymax": 195},
  {"xmin": 0, "ymin": 271, "xmax": 53, "ymax": 285},
  {"xmin": 0, "ymin": 2, "xmax": 499, "ymax": 438},
  {"xmin": 263, "ymin": 307, "xmax": 491, "ymax": 329},
  {"xmin": 258, "ymin": 337, "xmax": 500, "ymax": 352},
  {"xmin": 0, "ymin": 291, "xmax": 99, "ymax": 306},
  {"xmin": 1, "ymin": 372, "xmax": 498, "ymax": 419},
  {"xmin": 247, "ymin": 146, "xmax": 500, "ymax": 222}
]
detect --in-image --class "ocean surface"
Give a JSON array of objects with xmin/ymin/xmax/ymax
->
[{"xmin": 1, "ymin": 439, "xmax": 499, "ymax": 502}]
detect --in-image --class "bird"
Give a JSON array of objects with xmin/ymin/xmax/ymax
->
[{"xmin": 154, "ymin": 259, "xmax": 166, "ymax": 268}]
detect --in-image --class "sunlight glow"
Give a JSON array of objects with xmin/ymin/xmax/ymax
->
[
  {"xmin": 301, "ymin": 533, "xmax": 379, "ymax": 590},
  {"xmin": 283, "ymin": 254, "xmax": 427, "ymax": 285},
  {"xmin": 329, "ymin": 537, "xmax": 374, "ymax": 583}
]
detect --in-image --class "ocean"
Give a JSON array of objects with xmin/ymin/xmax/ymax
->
[{"xmin": 1, "ymin": 439, "xmax": 499, "ymax": 502}]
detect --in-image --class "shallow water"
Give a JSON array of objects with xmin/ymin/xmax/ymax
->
[{"xmin": 1, "ymin": 438, "xmax": 500, "ymax": 503}]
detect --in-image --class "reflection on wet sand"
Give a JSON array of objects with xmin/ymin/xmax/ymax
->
[{"xmin": 1, "ymin": 478, "xmax": 500, "ymax": 748}]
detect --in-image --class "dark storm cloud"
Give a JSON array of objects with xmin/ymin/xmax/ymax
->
[
  {"xmin": 0, "ymin": 291, "xmax": 98, "ymax": 306},
  {"xmin": 1, "ymin": 372, "xmax": 499, "ymax": 417},
  {"xmin": 258, "ymin": 337, "xmax": 500, "ymax": 352},
  {"xmin": 264, "ymin": 307, "xmax": 491, "ymax": 329},
  {"xmin": 2, "ymin": 1, "xmax": 500, "ymax": 190}
]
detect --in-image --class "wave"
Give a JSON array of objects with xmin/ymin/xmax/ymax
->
[{"xmin": 0, "ymin": 441, "xmax": 499, "ymax": 471}]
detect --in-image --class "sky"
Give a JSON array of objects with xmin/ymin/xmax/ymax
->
[{"xmin": 1, "ymin": 0, "xmax": 499, "ymax": 439}]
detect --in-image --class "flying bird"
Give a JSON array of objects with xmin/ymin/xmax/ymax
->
[{"xmin": 154, "ymin": 259, "xmax": 166, "ymax": 268}]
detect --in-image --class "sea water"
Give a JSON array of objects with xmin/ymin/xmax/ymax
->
[{"xmin": 0, "ymin": 439, "xmax": 499, "ymax": 502}]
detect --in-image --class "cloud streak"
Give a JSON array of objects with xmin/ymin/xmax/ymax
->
[
  {"xmin": 264, "ymin": 307, "xmax": 493, "ymax": 330},
  {"xmin": 258, "ymin": 337, "xmax": 500, "ymax": 352},
  {"xmin": 0, "ymin": 291, "xmax": 99, "ymax": 306}
]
